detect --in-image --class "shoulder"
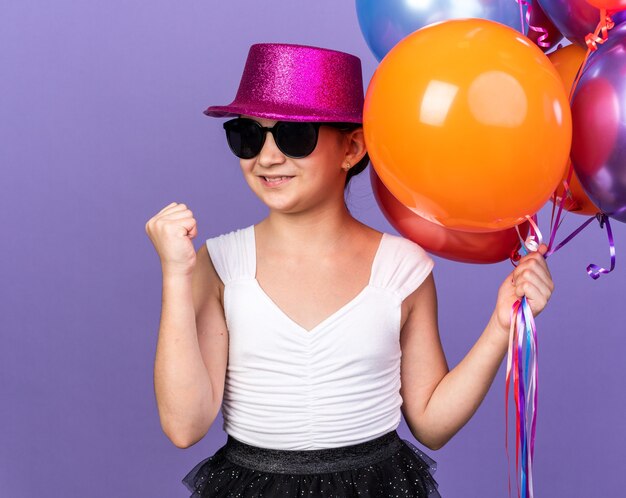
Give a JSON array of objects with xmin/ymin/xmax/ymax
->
[
  {"xmin": 193, "ymin": 226, "xmax": 250, "ymax": 295},
  {"xmin": 206, "ymin": 225, "xmax": 253, "ymax": 245},
  {"xmin": 204, "ymin": 225, "xmax": 256, "ymax": 284},
  {"xmin": 374, "ymin": 231, "xmax": 435, "ymax": 302},
  {"xmin": 382, "ymin": 231, "xmax": 433, "ymax": 264}
]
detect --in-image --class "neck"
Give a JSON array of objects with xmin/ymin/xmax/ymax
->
[{"xmin": 259, "ymin": 200, "xmax": 361, "ymax": 256}]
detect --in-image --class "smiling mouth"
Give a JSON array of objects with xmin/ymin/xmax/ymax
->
[{"xmin": 260, "ymin": 176, "xmax": 293, "ymax": 184}]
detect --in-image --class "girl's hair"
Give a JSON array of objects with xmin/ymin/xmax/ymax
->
[{"xmin": 345, "ymin": 152, "xmax": 370, "ymax": 189}]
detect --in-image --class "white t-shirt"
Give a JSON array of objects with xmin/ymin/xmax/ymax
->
[{"xmin": 206, "ymin": 225, "xmax": 434, "ymax": 450}]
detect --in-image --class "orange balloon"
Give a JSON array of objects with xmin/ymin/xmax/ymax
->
[
  {"xmin": 371, "ymin": 168, "xmax": 529, "ymax": 264},
  {"xmin": 363, "ymin": 19, "xmax": 572, "ymax": 232},
  {"xmin": 548, "ymin": 44, "xmax": 600, "ymax": 215}
]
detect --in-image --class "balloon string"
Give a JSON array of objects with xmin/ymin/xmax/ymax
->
[
  {"xmin": 547, "ymin": 167, "xmax": 574, "ymax": 253},
  {"xmin": 549, "ymin": 188, "xmax": 557, "ymax": 236},
  {"xmin": 551, "ymin": 170, "xmax": 581, "ymax": 232},
  {"xmin": 547, "ymin": 214, "xmax": 596, "ymax": 257},
  {"xmin": 514, "ymin": 215, "xmax": 542, "ymax": 264},
  {"xmin": 505, "ymin": 295, "xmax": 538, "ymax": 498},
  {"xmin": 505, "ymin": 299, "xmax": 522, "ymax": 498},
  {"xmin": 569, "ymin": 9, "xmax": 614, "ymax": 102},
  {"xmin": 546, "ymin": 211, "xmax": 616, "ymax": 278},
  {"xmin": 515, "ymin": 0, "xmax": 551, "ymax": 48},
  {"xmin": 527, "ymin": 3, "xmax": 550, "ymax": 48},
  {"xmin": 523, "ymin": 297, "xmax": 538, "ymax": 498},
  {"xmin": 587, "ymin": 215, "xmax": 616, "ymax": 279},
  {"xmin": 508, "ymin": 213, "xmax": 541, "ymax": 498},
  {"xmin": 585, "ymin": 9, "xmax": 614, "ymax": 53},
  {"xmin": 516, "ymin": 0, "xmax": 526, "ymax": 35}
]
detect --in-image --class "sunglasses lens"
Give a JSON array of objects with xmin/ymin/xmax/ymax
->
[
  {"xmin": 225, "ymin": 119, "xmax": 263, "ymax": 159},
  {"xmin": 275, "ymin": 122, "xmax": 318, "ymax": 158}
]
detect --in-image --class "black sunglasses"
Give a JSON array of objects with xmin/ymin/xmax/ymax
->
[{"xmin": 223, "ymin": 117, "xmax": 355, "ymax": 159}]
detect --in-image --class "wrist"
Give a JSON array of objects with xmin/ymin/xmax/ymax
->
[
  {"xmin": 488, "ymin": 311, "xmax": 511, "ymax": 345},
  {"xmin": 162, "ymin": 269, "xmax": 194, "ymax": 285}
]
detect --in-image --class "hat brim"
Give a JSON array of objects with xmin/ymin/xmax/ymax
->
[{"xmin": 204, "ymin": 104, "xmax": 362, "ymax": 124}]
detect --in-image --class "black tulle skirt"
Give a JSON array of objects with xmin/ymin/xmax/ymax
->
[{"xmin": 182, "ymin": 430, "xmax": 440, "ymax": 497}]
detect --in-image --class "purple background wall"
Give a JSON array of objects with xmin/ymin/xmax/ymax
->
[{"xmin": 1, "ymin": 1, "xmax": 623, "ymax": 496}]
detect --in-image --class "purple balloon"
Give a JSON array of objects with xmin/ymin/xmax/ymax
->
[
  {"xmin": 571, "ymin": 22, "xmax": 626, "ymax": 223},
  {"xmin": 537, "ymin": 0, "xmax": 599, "ymax": 46}
]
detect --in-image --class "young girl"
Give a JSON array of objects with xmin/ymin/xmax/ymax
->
[{"xmin": 145, "ymin": 43, "xmax": 554, "ymax": 497}]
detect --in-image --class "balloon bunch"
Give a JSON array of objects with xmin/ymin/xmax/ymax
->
[
  {"xmin": 357, "ymin": 1, "xmax": 625, "ymax": 497},
  {"xmin": 363, "ymin": 18, "xmax": 571, "ymax": 249}
]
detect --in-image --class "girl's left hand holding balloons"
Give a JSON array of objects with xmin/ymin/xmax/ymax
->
[{"xmin": 494, "ymin": 245, "xmax": 555, "ymax": 331}]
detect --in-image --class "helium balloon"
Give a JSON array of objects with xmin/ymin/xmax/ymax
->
[
  {"xmin": 571, "ymin": 22, "xmax": 626, "ymax": 222},
  {"xmin": 548, "ymin": 44, "xmax": 599, "ymax": 215},
  {"xmin": 364, "ymin": 19, "xmax": 572, "ymax": 232},
  {"xmin": 371, "ymin": 168, "xmax": 529, "ymax": 264},
  {"xmin": 356, "ymin": 0, "xmax": 522, "ymax": 61},
  {"xmin": 537, "ymin": 0, "xmax": 599, "ymax": 46}
]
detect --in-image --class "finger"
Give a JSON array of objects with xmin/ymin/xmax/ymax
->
[
  {"xmin": 158, "ymin": 202, "xmax": 179, "ymax": 214},
  {"xmin": 531, "ymin": 249, "xmax": 552, "ymax": 277},
  {"xmin": 159, "ymin": 202, "xmax": 189, "ymax": 216},
  {"xmin": 160, "ymin": 209, "xmax": 194, "ymax": 221},
  {"xmin": 514, "ymin": 279, "xmax": 545, "ymax": 301},
  {"xmin": 518, "ymin": 249, "xmax": 549, "ymax": 270},
  {"xmin": 514, "ymin": 253, "xmax": 553, "ymax": 288},
  {"xmin": 516, "ymin": 280, "xmax": 550, "ymax": 315},
  {"xmin": 513, "ymin": 263, "xmax": 553, "ymax": 293},
  {"xmin": 515, "ymin": 276, "xmax": 552, "ymax": 304},
  {"xmin": 168, "ymin": 217, "xmax": 196, "ymax": 237}
]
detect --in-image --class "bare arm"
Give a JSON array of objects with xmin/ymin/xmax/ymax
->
[
  {"xmin": 400, "ymin": 248, "xmax": 553, "ymax": 450},
  {"xmin": 153, "ymin": 243, "xmax": 229, "ymax": 448}
]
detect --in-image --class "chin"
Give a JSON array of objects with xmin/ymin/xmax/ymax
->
[
  {"xmin": 248, "ymin": 180, "xmax": 296, "ymax": 211},
  {"xmin": 264, "ymin": 198, "xmax": 303, "ymax": 214}
]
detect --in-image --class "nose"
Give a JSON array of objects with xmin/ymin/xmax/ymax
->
[{"xmin": 257, "ymin": 130, "xmax": 286, "ymax": 167}]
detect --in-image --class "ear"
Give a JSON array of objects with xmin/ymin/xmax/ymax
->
[{"xmin": 344, "ymin": 127, "xmax": 367, "ymax": 166}]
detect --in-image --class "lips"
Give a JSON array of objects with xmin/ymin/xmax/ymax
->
[
  {"xmin": 263, "ymin": 176, "xmax": 292, "ymax": 182},
  {"xmin": 259, "ymin": 175, "xmax": 294, "ymax": 187}
]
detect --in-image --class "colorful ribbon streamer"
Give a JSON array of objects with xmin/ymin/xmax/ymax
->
[
  {"xmin": 506, "ymin": 216, "xmax": 542, "ymax": 498},
  {"xmin": 507, "ymin": 209, "xmax": 617, "ymax": 498},
  {"xmin": 505, "ymin": 295, "xmax": 538, "ymax": 498}
]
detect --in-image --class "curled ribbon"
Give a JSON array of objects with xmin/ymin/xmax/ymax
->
[
  {"xmin": 516, "ymin": 215, "xmax": 543, "ymax": 257},
  {"xmin": 587, "ymin": 214, "xmax": 616, "ymax": 279},
  {"xmin": 516, "ymin": 0, "xmax": 551, "ymax": 48},
  {"xmin": 585, "ymin": 9, "xmax": 614, "ymax": 51},
  {"xmin": 564, "ymin": 8, "xmax": 615, "ymax": 111}
]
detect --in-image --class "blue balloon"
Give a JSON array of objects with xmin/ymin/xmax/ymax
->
[{"xmin": 356, "ymin": 0, "xmax": 524, "ymax": 61}]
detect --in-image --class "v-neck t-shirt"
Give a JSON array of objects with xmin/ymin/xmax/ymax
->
[{"xmin": 206, "ymin": 225, "xmax": 434, "ymax": 450}]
